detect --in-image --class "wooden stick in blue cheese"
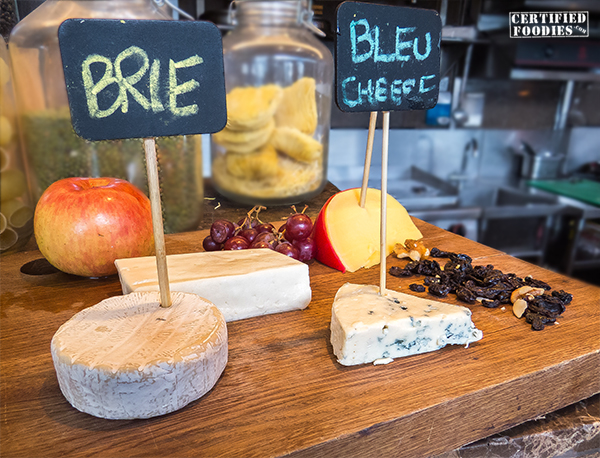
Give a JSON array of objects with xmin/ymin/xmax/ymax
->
[
  {"xmin": 330, "ymin": 283, "xmax": 483, "ymax": 366},
  {"xmin": 115, "ymin": 249, "xmax": 311, "ymax": 322},
  {"xmin": 51, "ymin": 291, "xmax": 227, "ymax": 420}
]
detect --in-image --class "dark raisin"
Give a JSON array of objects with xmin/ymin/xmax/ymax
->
[
  {"xmin": 405, "ymin": 261, "xmax": 421, "ymax": 273},
  {"xmin": 409, "ymin": 283, "xmax": 426, "ymax": 292},
  {"xmin": 525, "ymin": 310, "xmax": 556, "ymax": 331},
  {"xmin": 531, "ymin": 316, "xmax": 546, "ymax": 331},
  {"xmin": 423, "ymin": 276, "xmax": 439, "ymax": 286},
  {"xmin": 444, "ymin": 258, "xmax": 471, "ymax": 274},
  {"xmin": 456, "ymin": 287, "xmax": 477, "ymax": 304},
  {"xmin": 495, "ymin": 290, "xmax": 512, "ymax": 304},
  {"xmin": 416, "ymin": 260, "xmax": 442, "ymax": 276},
  {"xmin": 481, "ymin": 299, "xmax": 501, "ymax": 308},
  {"xmin": 481, "ymin": 271, "xmax": 505, "ymax": 287},
  {"xmin": 504, "ymin": 275, "xmax": 527, "ymax": 290},
  {"xmin": 429, "ymin": 283, "xmax": 451, "ymax": 298},
  {"xmin": 389, "ymin": 266, "xmax": 413, "ymax": 277},
  {"xmin": 451, "ymin": 252, "xmax": 472, "ymax": 263},
  {"xmin": 528, "ymin": 295, "xmax": 565, "ymax": 318},
  {"xmin": 524, "ymin": 276, "xmax": 551, "ymax": 291},
  {"xmin": 551, "ymin": 290, "xmax": 573, "ymax": 305},
  {"xmin": 429, "ymin": 247, "xmax": 449, "ymax": 258}
]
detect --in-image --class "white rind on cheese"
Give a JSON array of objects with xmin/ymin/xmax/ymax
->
[
  {"xmin": 51, "ymin": 291, "xmax": 227, "ymax": 420},
  {"xmin": 115, "ymin": 249, "xmax": 311, "ymax": 322},
  {"xmin": 330, "ymin": 283, "xmax": 483, "ymax": 366}
]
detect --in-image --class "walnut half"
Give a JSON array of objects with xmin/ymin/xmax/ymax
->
[{"xmin": 394, "ymin": 239, "xmax": 430, "ymax": 262}]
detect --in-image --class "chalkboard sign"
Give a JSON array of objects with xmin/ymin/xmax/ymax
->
[
  {"xmin": 58, "ymin": 19, "xmax": 227, "ymax": 141},
  {"xmin": 335, "ymin": 2, "xmax": 441, "ymax": 113}
]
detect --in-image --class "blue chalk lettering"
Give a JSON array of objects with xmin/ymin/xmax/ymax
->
[
  {"xmin": 375, "ymin": 77, "xmax": 387, "ymax": 102},
  {"xmin": 374, "ymin": 27, "xmax": 396, "ymax": 63},
  {"xmin": 413, "ymin": 32, "xmax": 432, "ymax": 61},
  {"xmin": 350, "ymin": 19, "xmax": 373, "ymax": 64},
  {"xmin": 391, "ymin": 79, "xmax": 403, "ymax": 104},
  {"xmin": 402, "ymin": 79, "xmax": 416, "ymax": 94},
  {"xmin": 359, "ymin": 78, "xmax": 374, "ymax": 104},
  {"xmin": 419, "ymin": 74, "xmax": 436, "ymax": 93},
  {"xmin": 341, "ymin": 76, "xmax": 360, "ymax": 107},
  {"xmin": 395, "ymin": 27, "xmax": 415, "ymax": 62}
]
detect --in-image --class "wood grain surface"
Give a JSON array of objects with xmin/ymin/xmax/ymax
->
[{"xmin": 1, "ymin": 219, "xmax": 599, "ymax": 458}]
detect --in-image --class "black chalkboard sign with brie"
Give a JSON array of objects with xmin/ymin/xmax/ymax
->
[
  {"xmin": 335, "ymin": 1, "xmax": 442, "ymax": 113},
  {"xmin": 58, "ymin": 19, "xmax": 227, "ymax": 141}
]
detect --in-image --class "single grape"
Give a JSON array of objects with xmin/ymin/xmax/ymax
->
[
  {"xmin": 202, "ymin": 235, "xmax": 222, "ymax": 252},
  {"xmin": 211, "ymin": 219, "xmax": 235, "ymax": 244},
  {"xmin": 275, "ymin": 241, "xmax": 299, "ymax": 260},
  {"xmin": 223, "ymin": 236, "xmax": 249, "ymax": 250},
  {"xmin": 250, "ymin": 240, "xmax": 273, "ymax": 249},
  {"xmin": 239, "ymin": 228, "xmax": 258, "ymax": 244},
  {"xmin": 255, "ymin": 223, "xmax": 275, "ymax": 234},
  {"xmin": 254, "ymin": 231, "xmax": 276, "ymax": 245},
  {"xmin": 285, "ymin": 213, "xmax": 313, "ymax": 241},
  {"xmin": 292, "ymin": 236, "xmax": 315, "ymax": 261}
]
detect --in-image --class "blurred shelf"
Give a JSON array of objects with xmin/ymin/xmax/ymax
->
[{"xmin": 511, "ymin": 68, "xmax": 600, "ymax": 82}]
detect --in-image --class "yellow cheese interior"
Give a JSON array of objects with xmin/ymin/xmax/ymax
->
[{"xmin": 326, "ymin": 188, "xmax": 422, "ymax": 272}]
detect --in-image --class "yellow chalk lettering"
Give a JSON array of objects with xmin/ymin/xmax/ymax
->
[
  {"xmin": 81, "ymin": 54, "xmax": 125, "ymax": 119},
  {"xmin": 114, "ymin": 46, "xmax": 150, "ymax": 113},
  {"xmin": 169, "ymin": 55, "xmax": 203, "ymax": 117},
  {"xmin": 150, "ymin": 59, "xmax": 165, "ymax": 113}
]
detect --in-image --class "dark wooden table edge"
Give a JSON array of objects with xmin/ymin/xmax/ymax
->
[{"xmin": 285, "ymin": 352, "xmax": 600, "ymax": 458}]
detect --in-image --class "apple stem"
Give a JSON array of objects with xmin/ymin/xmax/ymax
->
[
  {"xmin": 360, "ymin": 111, "xmax": 378, "ymax": 208},
  {"xmin": 144, "ymin": 137, "xmax": 172, "ymax": 308},
  {"xmin": 380, "ymin": 111, "xmax": 390, "ymax": 296}
]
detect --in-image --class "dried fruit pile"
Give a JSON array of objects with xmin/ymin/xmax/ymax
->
[
  {"xmin": 389, "ymin": 247, "xmax": 573, "ymax": 331},
  {"xmin": 202, "ymin": 206, "xmax": 315, "ymax": 262}
]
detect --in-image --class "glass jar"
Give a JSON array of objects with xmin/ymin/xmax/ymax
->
[
  {"xmin": 8, "ymin": 0, "xmax": 204, "ymax": 234},
  {"xmin": 1, "ymin": 40, "xmax": 33, "ymax": 254},
  {"xmin": 211, "ymin": 0, "xmax": 333, "ymax": 205}
]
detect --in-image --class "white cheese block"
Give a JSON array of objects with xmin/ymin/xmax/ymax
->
[
  {"xmin": 330, "ymin": 283, "xmax": 483, "ymax": 366},
  {"xmin": 51, "ymin": 291, "xmax": 227, "ymax": 420},
  {"xmin": 115, "ymin": 249, "xmax": 311, "ymax": 322}
]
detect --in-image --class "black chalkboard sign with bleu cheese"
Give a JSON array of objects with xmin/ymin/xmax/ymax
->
[{"xmin": 335, "ymin": 1, "xmax": 442, "ymax": 113}]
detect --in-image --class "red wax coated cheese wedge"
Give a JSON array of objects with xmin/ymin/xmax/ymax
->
[{"xmin": 314, "ymin": 188, "xmax": 422, "ymax": 272}]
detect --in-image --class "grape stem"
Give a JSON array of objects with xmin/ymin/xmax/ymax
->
[{"xmin": 290, "ymin": 205, "xmax": 309, "ymax": 215}]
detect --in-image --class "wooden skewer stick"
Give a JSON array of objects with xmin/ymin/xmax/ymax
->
[
  {"xmin": 379, "ymin": 111, "xmax": 390, "ymax": 296},
  {"xmin": 359, "ymin": 111, "xmax": 378, "ymax": 208},
  {"xmin": 143, "ymin": 137, "xmax": 172, "ymax": 308}
]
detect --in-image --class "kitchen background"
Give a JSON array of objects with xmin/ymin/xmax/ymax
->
[{"xmin": 2, "ymin": 0, "xmax": 599, "ymax": 285}]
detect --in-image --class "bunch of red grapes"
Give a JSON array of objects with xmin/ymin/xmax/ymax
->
[{"xmin": 202, "ymin": 206, "xmax": 315, "ymax": 262}]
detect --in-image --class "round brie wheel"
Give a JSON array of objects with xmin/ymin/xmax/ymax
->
[{"xmin": 51, "ymin": 291, "xmax": 228, "ymax": 420}]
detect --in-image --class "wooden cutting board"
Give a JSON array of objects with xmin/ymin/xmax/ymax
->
[{"xmin": 1, "ymin": 219, "xmax": 599, "ymax": 458}]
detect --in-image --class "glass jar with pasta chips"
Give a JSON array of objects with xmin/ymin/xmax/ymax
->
[
  {"xmin": 0, "ymin": 41, "xmax": 33, "ymax": 254},
  {"xmin": 211, "ymin": 0, "xmax": 334, "ymax": 205}
]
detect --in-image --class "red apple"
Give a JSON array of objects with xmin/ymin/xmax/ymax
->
[
  {"xmin": 314, "ymin": 188, "xmax": 423, "ymax": 273},
  {"xmin": 34, "ymin": 177, "xmax": 154, "ymax": 277}
]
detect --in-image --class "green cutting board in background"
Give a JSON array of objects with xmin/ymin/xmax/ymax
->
[{"xmin": 528, "ymin": 179, "xmax": 600, "ymax": 206}]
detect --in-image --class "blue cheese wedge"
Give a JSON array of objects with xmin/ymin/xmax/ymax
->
[
  {"xmin": 115, "ymin": 249, "xmax": 311, "ymax": 322},
  {"xmin": 330, "ymin": 283, "xmax": 483, "ymax": 366}
]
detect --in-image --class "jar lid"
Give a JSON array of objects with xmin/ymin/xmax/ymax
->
[{"xmin": 228, "ymin": 0, "xmax": 325, "ymax": 36}]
